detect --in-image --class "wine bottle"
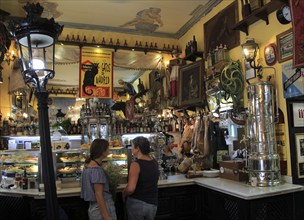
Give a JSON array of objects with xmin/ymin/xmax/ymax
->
[
  {"xmin": 192, "ymin": 35, "xmax": 197, "ymax": 52},
  {"xmin": 22, "ymin": 169, "xmax": 28, "ymax": 190}
]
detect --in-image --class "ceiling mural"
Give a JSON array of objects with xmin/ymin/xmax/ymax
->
[
  {"xmin": 120, "ymin": 7, "xmax": 163, "ymax": 33},
  {"xmin": 2, "ymin": 0, "xmax": 223, "ymax": 38}
]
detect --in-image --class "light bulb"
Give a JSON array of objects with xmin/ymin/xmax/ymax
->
[{"xmin": 32, "ymin": 58, "xmax": 45, "ymax": 69}]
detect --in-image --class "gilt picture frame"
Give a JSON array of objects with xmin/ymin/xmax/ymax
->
[{"xmin": 178, "ymin": 61, "xmax": 205, "ymax": 107}]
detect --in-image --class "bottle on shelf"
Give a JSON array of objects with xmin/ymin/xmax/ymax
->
[
  {"xmin": 101, "ymin": 37, "xmax": 106, "ymax": 45},
  {"xmin": 76, "ymin": 35, "xmax": 81, "ymax": 42},
  {"xmin": 214, "ymin": 46, "xmax": 219, "ymax": 64},
  {"xmin": 242, "ymin": 0, "xmax": 252, "ymax": 18},
  {"xmin": 223, "ymin": 45, "xmax": 229, "ymax": 61},
  {"xmin": 22, "ymin": 169, "xmax": 28, "ymax": 190},
  {"xmin": 217, "ymin": 44, "xmax": 224, "ymax": 62},
  {"xmin": 192, "ymin": 35, "xmax": 197, "ymax": 53},
  {"xmin": 207, "ymin": 51, "xmax": 212, "ymax": 68},
  {"xmin": 109, "ymin": 38, "xmax": 113, "ymax": 45}
]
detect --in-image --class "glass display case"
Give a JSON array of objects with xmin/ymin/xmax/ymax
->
[
  {"xmin": 54, "ymin": 147, "xmax": 130, "ymax": 186},
  {"xmin": 0, "ymin": 150, "xmax": 40, "ymax": 189},
  {"xmin": 0, "ymin": 146, "xmax": 130, "ymax": 189}
]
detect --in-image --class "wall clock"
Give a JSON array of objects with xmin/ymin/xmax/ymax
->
[
  {"xmin": 276, "ymin": 5, "xmax": 291, "ymax": 24},
  {"xmin": 264, "ymin": 44, "xmax": 277, "ymax": 66}
]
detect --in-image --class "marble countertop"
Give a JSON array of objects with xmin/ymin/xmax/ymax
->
[{"xmin": 1, "ymin": 176, "xmax": 303, "ymax": 200}]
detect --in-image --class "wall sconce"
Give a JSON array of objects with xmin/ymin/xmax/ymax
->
[
  {"xmin": 241, "ymin": 38, "xmax": 262, "ymax": 71},
  {"xmin": 8, "ymin": 3, "xmax": 63, "ymax": 219},
  {"xmin": 4, "ymin": 50, "xmax": 16, "ymax": 65}
]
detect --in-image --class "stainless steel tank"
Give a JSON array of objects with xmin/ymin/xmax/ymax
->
[{"xmin": 247, "ymin": 81, "xmax": 281, "ymax": 186}]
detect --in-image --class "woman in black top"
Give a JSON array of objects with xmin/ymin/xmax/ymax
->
[{"xmin": 123, "ymin": 136, "xmax": 160, "ymax": 220}]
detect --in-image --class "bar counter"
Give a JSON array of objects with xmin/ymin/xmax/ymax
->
[
  {"xmin": 0, "ymin": 176, "xmax": 303, "ymax": 199},
  {"xmin": 1, "ymin": 176, "xmax": 304, "ymax": 219}
]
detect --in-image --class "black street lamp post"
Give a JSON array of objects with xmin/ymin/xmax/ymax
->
[{"xmin": 8, "ymin": 3, "xmax": 63, "ymax": 220}]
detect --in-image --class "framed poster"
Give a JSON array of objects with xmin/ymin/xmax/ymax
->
[
  {"xmin": 289, "ymin": 0, "xmax": 304, "ymax": 68},
  {"xmin": 282, "ymin": 62, "xmax": 304, "ymax": 98},
  {"xmin": 264, "ymin": 43, "xmax": 277, "ymax": 66},
  {"xmin": 276, "ymin": 29, "xmax": 293, "ymax": 63},
  {"xmin": 80, "ymin": 47, "xmax": 113, "ymax": 98},
  {"xmin": 295, "ymin": 133, "xmax": 304, "ymax": 178},
  {"xmin": 292, "ymin": 103, "xmax": 304, "ymax": 127},
  {"xmin": 178, "ymin": 61, "xmax": 205, "ymax": 107},
  {"xmin": 204, "ymin": 1, "xmax": 239, "ymax": 53}
]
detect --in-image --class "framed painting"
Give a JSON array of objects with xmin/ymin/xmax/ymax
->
[
  {"xmin": 276, "ymin": 29, "xmax": 293, "ymax": 63},
  {"xmin": 295, "ymin": 133, "xmax": 304, "ymax": 178},
  {"xmin": 289, "ymin": 0, "xmax": 304, "ymax": 68},
  {"xmin": 178, "ymin": 61, "xmax": 205, "ymax": 107},
  {"xmin": 204, "ymin": 1, "xmax": 239, "ymax": 53}
]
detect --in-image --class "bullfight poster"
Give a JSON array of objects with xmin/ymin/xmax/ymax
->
[{"xmin": 80, "ymin": 47, "xmax": 113, "ymax": 98}]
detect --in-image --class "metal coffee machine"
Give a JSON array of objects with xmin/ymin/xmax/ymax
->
[{"xmin": 247, "ymin": 81, "xmax": 281, "ymax": 186}]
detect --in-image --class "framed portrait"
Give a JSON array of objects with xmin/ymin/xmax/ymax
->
[
  {"xmin": 204, "ymin": 1, "xmax": 239, "ymax": 53},
  {"xmin": 295, "ymin": 133, "xmax": 304, "ymax": 178},
  {"xmin": 178, "ymin": 61, "xmax": 205, "ymax": 107},
  {"xmin": 244, "ymin": 60, "xmax": 256, "ymax": 80},
  {"xmin": 276, "ymin": 29, "xmax": 293, "ymax": 63},
  {"xmin": 264, "ymin": 43, "xmax": 277, "ymax": 66}
]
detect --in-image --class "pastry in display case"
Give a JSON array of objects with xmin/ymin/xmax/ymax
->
[
  {"xmin": 105, "ymin": 147, "xmax": 130, "ymax": 178},
  {"xmin": 0, "ymin": 150, "xmax": 40, "ymax": 189},
  {"xmin": 55, "ymin": 149, "xmax": 88, "ymax": 187}
]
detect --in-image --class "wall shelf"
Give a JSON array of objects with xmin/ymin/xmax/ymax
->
[
  {"xmin": 183, "ymin": 51, "xmax": 204, "ymax": 62},
  {"xmin": 57, "ymin": 40, "xmax": 177, "ymax": 55},
  {"xmin": 232, "ymin": 0, "xmax": 286, "ymax": 35}
]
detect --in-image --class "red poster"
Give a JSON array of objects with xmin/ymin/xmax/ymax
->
[
  {"xmin": 290, "ymin": 0, "xmax": 304, "ymax": 68},
  {"xmin": 80, "ymin": 47, "xmax": 113, "ymax": 98}
]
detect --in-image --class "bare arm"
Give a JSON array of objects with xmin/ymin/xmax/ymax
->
[
  {"xmin": 123, "ymin": 161, "xmax": 140, "ymax": 197},
  {"xmin": 94, "ymin": 183, "xmax": 112, "ymax": 220}
]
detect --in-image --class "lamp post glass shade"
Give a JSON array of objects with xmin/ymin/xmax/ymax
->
[{"xmin": 8, "ymin": 2, "xmax": 63, "ymax": 92}]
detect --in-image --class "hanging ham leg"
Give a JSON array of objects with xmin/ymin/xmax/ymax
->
[{"xmin": 203, "ymin": 116, "xmax": 210, "ymax": 157}]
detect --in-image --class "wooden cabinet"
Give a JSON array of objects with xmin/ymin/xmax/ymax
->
[
  {"xmin": 156, "ymin": 185, "xmax": 201, "ymax": 220},
  {"xmin": 201, "ymin": 187, "xmax": 295, "ymax": 220}
]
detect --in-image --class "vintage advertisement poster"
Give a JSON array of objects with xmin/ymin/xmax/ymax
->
[
  {"xmin": 282, "ymin": 62, "xmax": 304, "ymax": 98},
  {"xmin": 80, "ymin": 47, "xmax": 113, "ymax": 98}
]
